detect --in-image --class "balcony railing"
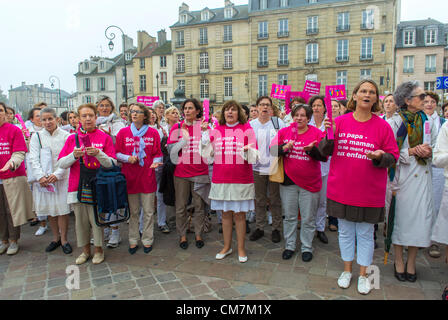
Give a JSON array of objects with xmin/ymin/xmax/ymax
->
[
  {"xmin": 223, "ymin": 36, "xmax": 233, "ymax": 43},
  {"xmin": 305, "ymin": 58, "xmax": 319, "ymax": 64},
  {"xmin": 425, "ymin": 67, "xmax": 436, "ymax": 73},
  {"xmin": 257, "ymin": 33, "xmax": 269, "ymax": 40},
  {"xmin": 278, "ymin": 60, "xmax": 289, "ymax": 66},
  {"xmin": 336, "ymin": 56, "xmax": 349, "ymax": 62},
  {"xmin": 199, "ymin": 66, "xmax": 210, "ymax": 74},
  {"xmin": 403, "ymin": 68, "xmax": 414, "ymax": 73},
  {"xmin": 277, "ymin": 31, "xmax": 289, "ymax": 38},
  {"xmin": 336, "ymin": 25, "xmax": 350, "ymax": 32},
  {"xmin": 306, "ymin": 28, "xmax": 319, "ymax": 35},
  {"xmin": 175, "ymin": 42, "xmax": 184, "ymax": 48},
  {"xmin": 360, "ymin": 54, "xmax": 373, "ymax": 61},
  {"xmin": 223, "ymin": 64, "xmax": 233, "ymax": 70},
  {"xmin": 360, "ymin": 23, "xmax": 374, "ymax": 30},
  {"xmin": 257, "ymin": 61, "xmax": 268, "ymax": 67},
  {"xmin": 176, "ymin": 68, "xmax": 185, "ymax": 73},
  {"xmin": 198, "ymin": 39, "xmax": 208, "ymax": 45}
]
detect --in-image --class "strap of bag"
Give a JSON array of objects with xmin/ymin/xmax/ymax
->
[
  {"xmin": 36, "ymin": 132, "xmax": 42, "ymax": 148},
  {"xmin": 75, "ymin": 133, "xmax": 85, "ymax": 165},
  {"xmin": 271, "ymin": 116, "xmax": 280, "ymax": 131}
]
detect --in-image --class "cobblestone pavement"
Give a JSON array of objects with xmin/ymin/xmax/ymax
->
[{"xmin": 0, "ymin": 213, "xmax": 446, "ymax": 300}]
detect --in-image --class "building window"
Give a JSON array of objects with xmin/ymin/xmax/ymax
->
[
  {"xmin": 201, "ymin": 11, "xmax": 209, "ymax": 21},
  {"xmin": 85, "ymin": 96, "xmax": 92, "ymax": 103},
  {"xmin": 224, "ymin": 77, "xmax": 232, "ymax": 98},
  {"xmin": 309, "ymin": 0, "xmax": 318, "ymax": 3},
  {"xmin": 139, "ymin": 58, "xmax": 145, "ymax": 70},
  {"xmin": 125, "ymin": 52, "xmax": 132, "ymax": 61},
  {"xmin": 306, "ymin": 43, "xmax": 318, "ymax": 63},
  {"xmin": 139, "ymin": 75, "xmax": 146, "ymax": 92},
  {"xmin": 425, "ymin": 55, "xmax": 436, "ymax": 72},
  {"xmin": 425, "ymin": 28, "xmax": 437, "ymax": 45},
  {"xmin": 258, "ymin": 21, "xmax": 268, "ymax": 39},
  {"xmin": 381, "ymin": 44, "xmax": 385, "ymax": 53},
  {"xmin": 336, "ymin": 71, "xmax": 347, "ymax": 86},
  {"xmin": 223, "ymin": 25, "xmax": 232, "ymax": 42},
  {"xmin": 444, "ymin": 57, "xmax": 448, "ymax": 73},
  {"xmin": 176, "ymin": 31, "xmax": 184, "ymax": 47},
  {"xmin": 278, "ymin": 44, "xmax": 288, "ymax": 65},
  {"xmin": 160, "ymin": 56, "xmax": 167, "ymax": 68},
  {"xmin": 337, "ymin": 12, "xmax": 350, "ymax": 31},
  {"xmin": 224, "ymin": 49, "xmax": 232, "ymax": 69},
  {"xmin": 307, "ymin": 16, "xmax": 318, "ymax": 34},
  {"xmin": 360, "ymin": 69, "xmax": 371, "ymax": 80},
  {"xmin": 280, "ymin": 0, "xmax": 288, "ymax": 7},
  {"xmin": 361, "ymin": 9, "xmax": 374, "ymax": 29},
  {"xmin": 84, "ymin": 78, "xmax": 90, "ymax": 92},
  {"xmin": 199, "ymin": 28, "xmax": 208, "ymax": 44},
  {"xmin": 258, "ymin": 75, "xmax": 267, "ymax": 96},
  {"xmin": 84, "ymin": 62, "xmax": 89, "ymax": 70},
  {"xmin": 177, "ymin": 80, "xmax": 185, "ymax": 92},
  {"xmin": 260, "ymin": 0, "xmax": 267, "ymax": 10},
  {"xmin": 305, "ymin": 74, "xmax": 318, "ymax": 82},
  {"xmin": 403, "ymin": 56, "xmax": 414, "ymax": 73},
  {"xmin": 199, "ymin": 52, "xmax": 209, "ymax": 70},
  {"xmin": 99, "ymin": 77, "xmax": 106, "ymax": 91},
  {"xmin": 160, "ymin": 91, "xmax": 167, "ymax": 103},
  {"xmin": 278, "ymin": 74, "xmax": 288, "ymax": 85},
  {"xmin": 180, "ymin": 14, "xmax": 187, "ymax": 24},
  {"xmin": 360, "ymin": 37, "xmax": 373, "ymax": 60},
  {"xmin": 100, "ymin": 61, "xmax": 104, "ymax": 69},
  {"xmin": 258, "ymin": 46, "xmax": 268, "ymax": 66},
  {"xmin": 200, "ymin": 79, "xmax": 209, "ymax": 99},
  {"xmin": 336, "ymin": 39, "xmax": 349, "ymax": 61},
  {"xmin": 177, "ymin": 54, "xmax": 185, "ymax": 73},
  {"xmin": 424, "ymin": 82, "xmax": 436, "ymax": 91},
  {"xmin": 380, "ymin": 76, "xmax": 385, "ymax": 86},
  {"xmin": 160, "ymin": 72, "xmax": 167, "ymax": 85},
  {"xmin": 224, "ymin": 8, "xmax": 233, "ymax": 19},
  {"xmin": 278, "ymin": 19, "xmax": 289, "ymax": 37},
  {"xmin": 403, "ymin": 30, "xmax": 415, "ymax": 46}
]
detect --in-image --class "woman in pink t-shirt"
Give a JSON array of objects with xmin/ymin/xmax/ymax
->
[
  {"xmin": 115, "ymin": 103, "xmax": 163, "ymax": 255},
  {"xmin": 205, "ymin": 100, "xmax": 258, "ymax": 263},
  {"xmin": 270, "ymin": 104, "xmax": 327, "ymax": 263},
  {"xmin": 321, "ymin": 80, "xmax": 399, "ymax": 295}
]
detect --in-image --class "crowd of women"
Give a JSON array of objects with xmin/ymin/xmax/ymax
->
[{"xmin": 0, "ymin": 79, "xmax": 447, "ymax": 296}]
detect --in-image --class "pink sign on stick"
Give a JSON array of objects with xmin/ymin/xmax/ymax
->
[
  {"xmin": 303, "ymin": 80, "xmax": 321, "ymax": 96},
  {"xmin": 284, "ymin": 91, "xmax": 310, "ymax": 114},
  {"xmin": 203, "ymin": 99, "xmax": 210, "ymax": 122},
  {"xmin": 137, "ymin": 96, "xmax": 160, "ymax": 107},
  {"xmin": 325, "ymin": 85, "xmax": 346, "ymax": 101},
  {"xmin": 270, "ymin": 83, "xmax": 291, "ymax": 100}
]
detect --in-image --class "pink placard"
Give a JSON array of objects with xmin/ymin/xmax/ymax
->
[
  {"xmin": 380, "ymin": 96, "xmax": 385, "ymax": 101},
  {"xmin": 325, "ymin": 85, "xmax": 346, "ymax": 101},
  {"xmin": 136, "ymin": 96, "xmax": 160, "ymax": 107},
  {"xmin": 324, "ymin": 96, "xmax": 334, "ymax": 140},
  {"xmin": 284, "ymin": 91, "xmax": 310, "ymax": 114},
  {"xmin": 203, "ymin": 99, "xmax": 210, "ymax": 122},
  {"xmin": 303, "ymin": 80, "xmax": 321, "ymax": 96},
  {"xmin": 15, "ymin": 114, "xmax": 30, "ymax": 138},
  {"xmin": 270, "ymin": 83, "xmax": 291, "ymax": 100}
]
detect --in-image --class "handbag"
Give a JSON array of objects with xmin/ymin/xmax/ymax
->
[
  {"xmin": 269, "ymin": 156, "xmax": 284, "ymax": 183},
  {"xmin": 75, "ymin": 133, "xmax": 97, "ymax": 205}
]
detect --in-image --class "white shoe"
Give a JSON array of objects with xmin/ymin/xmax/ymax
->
[
  {"xmin": 6, "ymin": 242, "xmax": 19, "ymax": 255},
  {"xmin": 35, "ymin": 226, "xmax": 48, "ymax": 236},
  {"xmin": 0, "ymin": 243, "xmax": 9, "ymax": 255},
  {"xmin": 107, "ymin": 229, "xmax": 121, "ymax": 248},
  {"xmin": 357, "ymin": 276, "xmax": 371, "ymax": 295},
  {"xmin": 268, "ymin": 212, "xmax": 272, "ymax": 226},
  {"xmin": 238, "ymin": 256, "xmax": 248, "ymax": 263},
  {"xmin": 337, "ymin": 271, "xmax": 352, "ymax": 289},
  {"xmin": 104, "ymin": 227, "xmax": 111, "ymax": 241},
  {"xmin": 215, "ymin": 248, "xmax": 233, "ymax": 260}
]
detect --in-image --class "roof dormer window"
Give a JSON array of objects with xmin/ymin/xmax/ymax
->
[
  {"xmin": 224, "ymin": 8, "xmax": 233, "ymax": 19},
  {"xmin": 125, "ymin": 52, "xmax": 132, "ymax": 61},
  {"xmin": 425, "ymin": 28, "xmax": 437, "ymax": 45},
  {"xmin": 180, "ymin": 14, "xmax": 187, "ymax": 24},
  {"xmin": 201, "ymin": 10, "xmax": 209, "ymax": 21}
]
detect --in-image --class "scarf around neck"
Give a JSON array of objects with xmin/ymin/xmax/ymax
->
[
  {"xmin": 398, "ymin": 110, "xmax": 427, "ymax": 165},
  {"xmin": 130, "ymin": 123, "xmax": 149, "ymax": 166}
]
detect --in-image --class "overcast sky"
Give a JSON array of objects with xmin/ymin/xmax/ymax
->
[{"xmin": 0, "ymin": 0, "xmax": 446, "ymax": 96}]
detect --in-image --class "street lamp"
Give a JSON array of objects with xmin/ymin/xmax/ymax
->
[
  {"xmin": 105, "ymin": 25, "xmax": 128, "ymax": 103},
  {"xmin": 49, "ymin": 75, "xmax": 62, "ymax": 111},
  {"xmin": 156, "ymin": 73, "xmax": 159, "ymax": 97}
]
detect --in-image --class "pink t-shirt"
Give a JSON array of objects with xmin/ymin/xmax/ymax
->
[
  {"xmin": 58, "ymin": 129, "xmax": 116, "ymax": 192},
  {"xmin": 115, "ymin": 126, "xmax": 162, "ymax": 194},
  {"xmin": 210, "ymin": 123, "xmax": 257, "ymax": 184},
  {"xmin": 271, "ymin": 124, "xmax": 324, "ymax": 193},
  {"xmin": 0, "ymin": 123, "xmax": 28, "ymax": 179},
  {"xmin": 167, "ymin": 121, "xmax": 209, "ymax": 178},
  {"xmin": 327, "ymin": 113, "xmax": 399, "ymax": 207}
]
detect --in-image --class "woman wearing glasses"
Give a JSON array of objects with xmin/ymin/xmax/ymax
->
[{"xmin": 388, "ymin": 82, "xmax": 437, "ymax": 283}]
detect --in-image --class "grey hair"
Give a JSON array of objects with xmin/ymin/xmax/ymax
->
[
  {"xmin": 153, "ymin": 100, "xmax": 165, "ymax": 108},
  {"xmin": 40, "ymin": 107, "xmax": 57, "ymax": 118},
  {"xmin": 394, "ymin": 81, "xmax": 420, "ymax": 108}
]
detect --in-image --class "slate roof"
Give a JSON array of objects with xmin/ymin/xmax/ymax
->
[
  {"xmin": 396, "ymin": 18, "xmax": 447, "ymax": 49},
  {"xmin": 249, "ymin": 0, "xmax": 351, "ymax": 12},
  {"xmin": 171, "ymin": 5, "xmax": 248, "ymax": 28},
  {"xmin": 135, "ymin": 42, "xmax": 159, "ymax": 58},
  {"xmin": 151, "ymin": 41, "xmax": 172, "ymax": 56}
]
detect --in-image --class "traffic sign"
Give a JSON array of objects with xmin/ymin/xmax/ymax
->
[{"xmin": 436, "ymin": 76, "xmax": 448, "ymax": 90}]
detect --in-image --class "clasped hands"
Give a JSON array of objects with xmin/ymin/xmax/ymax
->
[{"xmin": 74, "ymin": 147, "xmax": 99, "ymax": 159}]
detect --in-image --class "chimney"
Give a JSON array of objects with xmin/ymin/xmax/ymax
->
[
  {"xmin": 137, "ymin": 31, "xmax": 156, "ymax": 52},
  {"xmin": 21, "ymin": 81, "xmax": 25, "ymax": 86},
  {"xmin": 179, "ymin": 2, "xmax": 189, "ymax": 13},
  {"xmin": 157, "ymin": 30, "xmax": 167, "ymax": 47}
]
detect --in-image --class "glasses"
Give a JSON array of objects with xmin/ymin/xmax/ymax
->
[
  {"xmin": 412, "ymin": 93, "xmax": 427, "ymax": 100},
  {"xmin": 258, "ymin": 103, "xmax": 272, "ymax": 107},
  {"xmin": 130, "ymin": 110, "xmax": 145, "ymax": 114}
]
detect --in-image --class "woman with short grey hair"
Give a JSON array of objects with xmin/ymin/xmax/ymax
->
[
  {"xmin": 388, "ymin": 81, "xmax": 436, "ymax": 283},
  {"xmin": 153, "ymin": 100, "xmax": 167, "ymax": 130}
]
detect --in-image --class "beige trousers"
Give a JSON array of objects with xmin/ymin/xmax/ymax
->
[
  {"xmin": 128, "ymin": 193, "xmax": 155, "ymax": 246},
  {"xmin": 253, "ymin": 171, "xmax": 283, "ymax": 231},
  {"xmin": 0, "ymin": 185, "xmax": 20, "ymax": 241},
  {"xmin": 73, "ymin": 203, "xmax": 103, "ymax": 247}
]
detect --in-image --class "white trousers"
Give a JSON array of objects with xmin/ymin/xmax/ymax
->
[
  {"xmin": 338, "ymin": 218, "xmax": 375, "ymax": 267},
  {"xmin": 315, "ymin": 174, "xmax": 328, "ymax": 232}
]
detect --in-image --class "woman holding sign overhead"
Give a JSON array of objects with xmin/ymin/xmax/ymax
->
[{"xmin": 321, "ymin": 80, "xmax": 399, "ymax": 295}]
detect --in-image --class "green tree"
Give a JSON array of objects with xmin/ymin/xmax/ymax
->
[{"xmin": 0, "ymin": 87, "xmax": 8, "ymax": 105}]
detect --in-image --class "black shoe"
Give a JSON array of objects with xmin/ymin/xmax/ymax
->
[
  {"xmin": 179, "ymin": 241, "xmax": 188, "ymax": 250},
  {"xmin": 246, "ymin": 221, "xmax": 251, "ymax": 234},
  {"xmin": 317, "ymin": 231, "xmax": 328, "ymax": 244},
  {"xmin": 394, "ymin": 263, "xmax": 406, "ymax": 282},
  {"xmin": 61, "ymin": 242, "xmax": 72, "ymax": 254},
  {"xmin": 143, "ymin": 246, "xmax": 152, "ymax": 254},
  {"xmin": 405, "ymin": 263, "xmax": 417, "ymax": 282},
  {"xmin": 249, "ymin": 229, "xmax": 264, "ymax": 241},
  {"xmin": 195, "ymin": 240, "xmax": 204, "ymax": 249},
  {"xmin": 45, "ymin": 240, "xmax": 61, "ymax": 252},
  {"xmin": 30, "ymin": 220, "xmax": 39, "ymax": 227},
  {"xmin": 219, "ymin": 226, "xmax": 223, "ymax": 234},
  {"xmin": 272, "ymin": 230, "xmax": 281, "ymax": 243},
  {"xmin": 282, "ymin": 249, "xmax": 294, "ymax": 260},
  {"xmin": 128, "ymin": 246, "xmax": 139, "ymax": 255},
  {"xmin": 302, "ymin": 252, "xmax": 313, "ymax": 262}
]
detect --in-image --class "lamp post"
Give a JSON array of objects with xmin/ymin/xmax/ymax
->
[
  {"xmin": 156, "ymin": 73, "xmax": 159, "ymax": 98},
  {"xmin": 49, "ymin": 75, "xmax": 62, "ymax": 112},
  {"xmin": 105, "ymin": 25, "xmax": 128, "ymax": 103}
]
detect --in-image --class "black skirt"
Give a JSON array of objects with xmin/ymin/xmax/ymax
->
[{"xmin": 327, "ymin": 198, "xmax": 385, "ymax": 224}]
